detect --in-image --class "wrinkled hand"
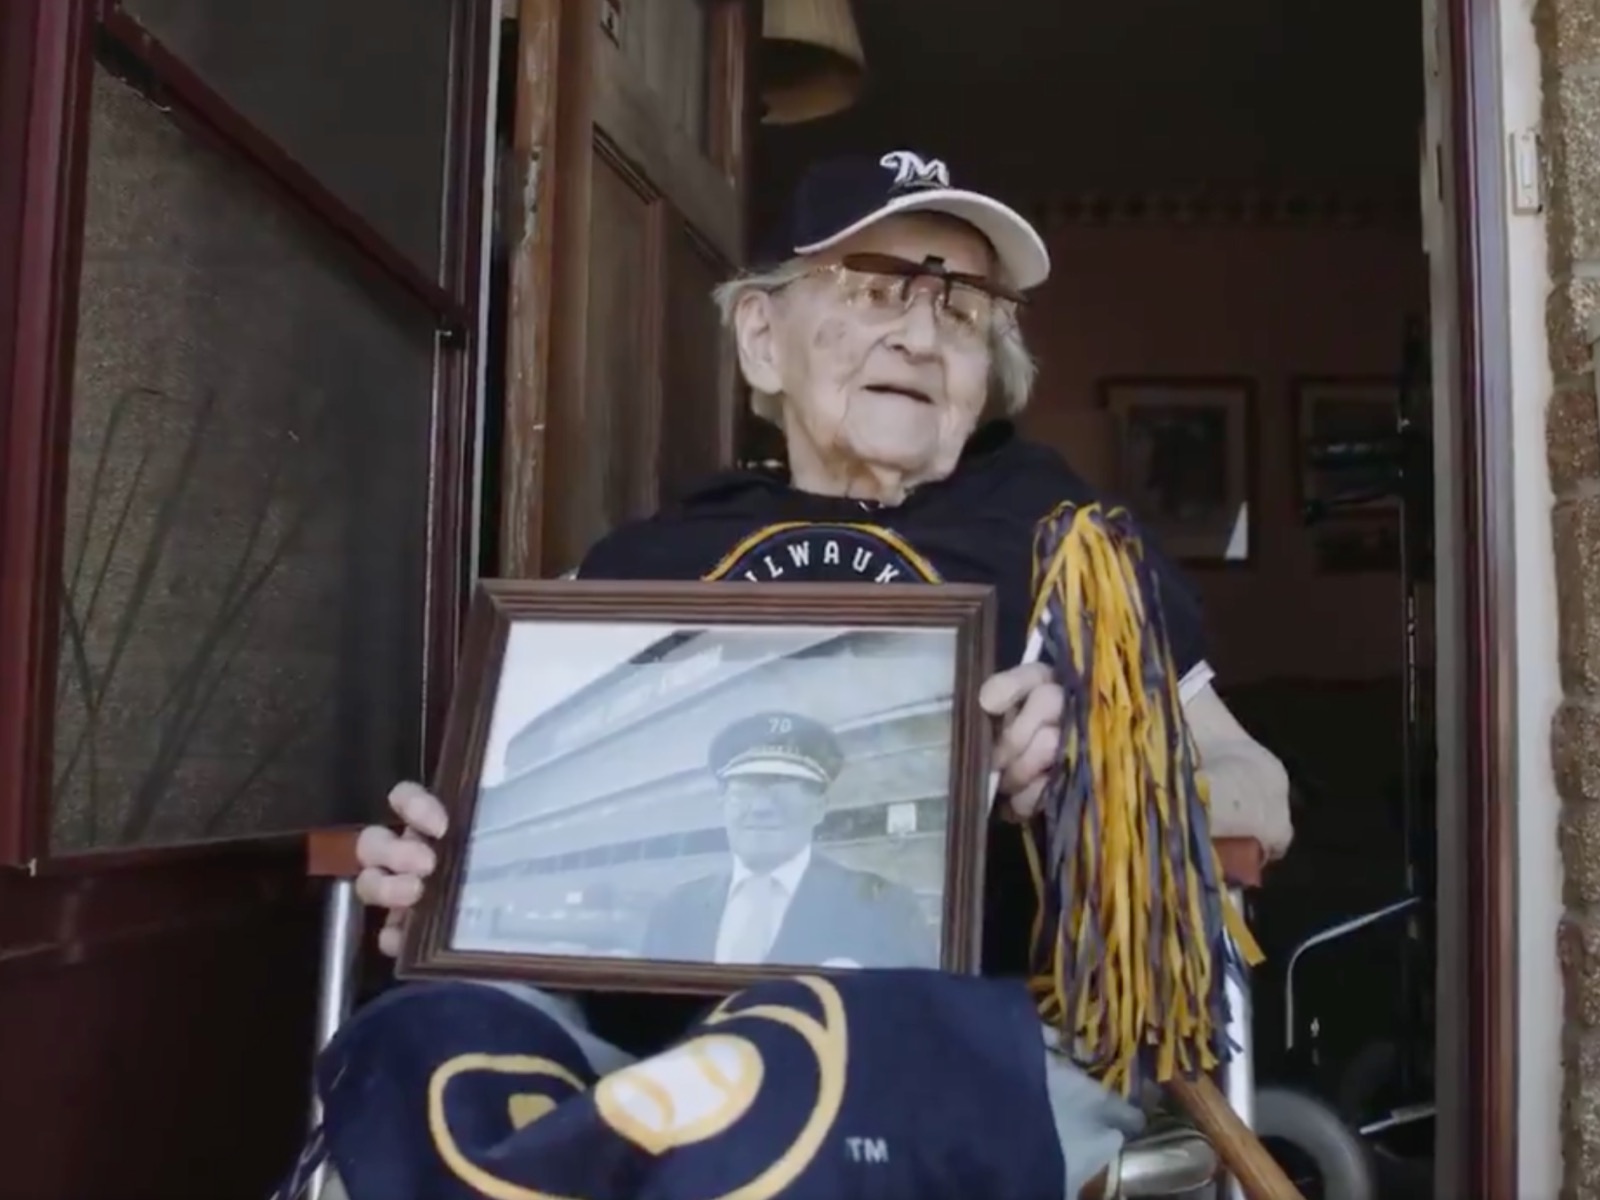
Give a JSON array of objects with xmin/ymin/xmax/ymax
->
[
  {"xmin": 979, "ymin": 662, "xmax": 1063, "ymax": 821},
  {"xmin": 354, "ymin": 781, "xmax": 449, "ymax": 957}
]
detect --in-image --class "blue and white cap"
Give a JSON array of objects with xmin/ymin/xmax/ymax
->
[{"xmin": 758, "ymin": 150, "xmax": 1051, "ymax": 290}]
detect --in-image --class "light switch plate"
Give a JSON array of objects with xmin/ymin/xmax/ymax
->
[{"xmin": 1509, "ymin": 129, "xmax": 1542, "ymax": 214}]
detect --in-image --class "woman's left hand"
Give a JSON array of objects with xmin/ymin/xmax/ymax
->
[{"xmin": 979, "ymin": 662, "xmax": 1063, "ymax": 820}]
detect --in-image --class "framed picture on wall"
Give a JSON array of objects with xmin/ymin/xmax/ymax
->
[
  {"xmin": 1100, "ymin": 377, "xmax": 1256, "ymax": 567},
  {"xmin": 1294, "ymin": 377, "xmax": 1403, "ymax": 574},
  {"xmin": 398, "ymin": 580, "xmax": 995, "ymax": 995},
  {"xmin": 1293, "ymin": 377, "xmax": 1402, "ymax": 519}
]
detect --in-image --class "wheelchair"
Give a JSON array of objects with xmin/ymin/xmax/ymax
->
[
  {"xmin": 1250, "ymin": 892, "xmax": 1435, "ymax": 1200},
  {"xmin": 296, "ymin": 832, "xmax": 1272, "ymax": 1200}
]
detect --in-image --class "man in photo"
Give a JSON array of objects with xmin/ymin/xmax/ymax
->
[{"xmin": 640, "ymin": 709, "xmax": 939, "ymax": 969}]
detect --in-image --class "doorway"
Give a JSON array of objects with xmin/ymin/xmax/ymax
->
[
  {"xmin": 750, "ymin": 2, "xmax": 1439, "ymax": 1196},
  {"xmin": 477, "ymin": 0, "xmax": 1514, "ymax": 1196}
]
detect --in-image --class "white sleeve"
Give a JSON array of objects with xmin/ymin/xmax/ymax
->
[{"xmin": 1177, "ymin": 659, "xmax": 1216, "ymax": 706}]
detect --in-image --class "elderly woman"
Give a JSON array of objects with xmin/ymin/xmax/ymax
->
[{"xmin": 341, "ymin": 152, "xmax": 1292, "ymax": 1199}]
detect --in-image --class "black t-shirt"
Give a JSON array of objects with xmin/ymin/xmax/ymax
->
[
  {"xmin": 580, "ymin": 421, "xmax": 1207, "ymax": 678},
  {"xmin": 572, "ymin": 421, "xmax": 1210, "ymax": 1051}
]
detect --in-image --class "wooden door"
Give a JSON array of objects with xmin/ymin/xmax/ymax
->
[
  {"xmin": 501, "ymin": 0, "xmax": 755, "ymax": 577},
  {"xmin": 0, "ymin": 1, "xmax": 490, "ymax": 1195}
]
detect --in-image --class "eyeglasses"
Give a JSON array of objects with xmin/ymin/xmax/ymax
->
[{"xmin": 793, "ymin": 252, "xmax": 1024, "ymax": 344}]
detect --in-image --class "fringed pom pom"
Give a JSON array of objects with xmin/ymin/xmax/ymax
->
[{"xmin": 1022, "ymin": 501, "xmax": 1264, "ymax": 1096}]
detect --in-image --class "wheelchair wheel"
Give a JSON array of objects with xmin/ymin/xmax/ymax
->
[
  {"xmin": 1253, "ymin": 1086, "xmax": 1377, "ymax": 1200},
  {"xmin": 1335, "ymin": 1040, "xmax": 1434, "ymax": 1196}
]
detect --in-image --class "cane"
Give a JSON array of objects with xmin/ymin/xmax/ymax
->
[{"xmin": 1012, "ymin": 503, "xmax": 1303, "ymax": 1200}]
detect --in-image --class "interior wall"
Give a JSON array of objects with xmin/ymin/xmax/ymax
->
[{"xmin": 1016, "ymin": 218, "xmax": 1431, "ymax": 686}]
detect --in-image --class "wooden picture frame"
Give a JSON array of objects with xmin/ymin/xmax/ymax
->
[
  {"xmin": 398, "ymin": 579, "xmax": 995, "ymax": 995},
  {"xmin": 1292, "ymin": 376, "xmax": 1402, "ymax": 519},
  {"xmin": 1100, "ymin": 377, "xmax": 1257, "ymax": 568},
  {"xmin": 1293, "ymin": 377, "xmax": 1403, "ymax": 574}
]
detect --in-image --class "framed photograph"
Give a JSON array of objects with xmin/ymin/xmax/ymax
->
[
  {"xmin": 1294, "ymin": 378, "xmax": 1402, "ymax": 574},
  {"xmin": 398, "ymin": 580, "xmax": 995, "ymax": 994},
  {"xmin": 1100, "ymin": 377, "xmax": 1256, "ymax": 567},
  {"xmin": 1293, "ymin": 377, "xmax": 1401, "ymax": 519}
]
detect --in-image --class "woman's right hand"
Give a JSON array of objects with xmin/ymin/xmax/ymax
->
[{"xmin": 354, "ymin": 781, "xmax": 449, "ymax": 956}]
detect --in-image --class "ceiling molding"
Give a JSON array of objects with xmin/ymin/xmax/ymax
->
[{"xmin": 1021, "ymin": 189, "xmax": 1421, "ymax": 231}]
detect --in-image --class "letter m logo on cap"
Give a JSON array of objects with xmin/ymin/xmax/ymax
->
[{"xmin": 879, "ymin": 151, "xmax": 950, "ymax": 192}]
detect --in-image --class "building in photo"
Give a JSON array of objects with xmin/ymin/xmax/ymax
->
[{"xmin": 456, "ymin": 625, "xmax": 954, "ymax": 956}]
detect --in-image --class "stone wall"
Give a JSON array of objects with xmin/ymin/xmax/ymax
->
[{"xmin": 1538, "ymin": 0, "xmax": 1600, "ymax": 1192}]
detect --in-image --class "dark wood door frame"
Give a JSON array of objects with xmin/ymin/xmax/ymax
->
[
  {"xmin": 1440, "ymin": 0, "xmax": 1517, "ymax": 1193},
  {"xmin": 0, "ymin": 0, "xmax": 493, "ymax": 868},
  {"xmin": 0, "ymin": 1, "xmax": 493, "ymax": 1193}
]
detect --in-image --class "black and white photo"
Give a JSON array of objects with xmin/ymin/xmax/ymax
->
[{"xmin": 399, "ymin": 581, "xmax": 995, "ymax": 991}]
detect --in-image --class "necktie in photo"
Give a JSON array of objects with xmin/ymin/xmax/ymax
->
[{"xmin": 724, "ymin": 873, "xmax": 784, "ymax": 963}]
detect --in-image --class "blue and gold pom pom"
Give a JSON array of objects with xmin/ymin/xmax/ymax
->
[{"xmin": 1021, "ymin": 501, "xmax": 1264, "ymax": 1096}]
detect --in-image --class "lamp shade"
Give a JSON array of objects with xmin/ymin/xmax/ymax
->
[{"xmin": 760, "ymin": 0, "xmax": 866, "ymax": 126}]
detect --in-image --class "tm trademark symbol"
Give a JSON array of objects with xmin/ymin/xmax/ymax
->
[{"xmin": 846, "ymin": 1137, "xmax": 890, "ymax": 1164}]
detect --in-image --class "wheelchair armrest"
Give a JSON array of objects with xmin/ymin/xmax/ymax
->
[
  {"xmin": 1215, "ymin": 838, "xmax": 1265, "ymax": 889},
  {"xmin": 308, "ymin": 827, "xmax": 365, "ymax": 881}
]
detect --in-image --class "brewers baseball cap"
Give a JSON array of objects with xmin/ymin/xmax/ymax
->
[{"xmin": 758, "ymin": 150, "xmax": 1051, "ymax": 290}]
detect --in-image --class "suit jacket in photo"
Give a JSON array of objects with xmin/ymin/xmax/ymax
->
[{"xmin": 640, "ymin": 853, "xmax": 938, "ymax": 969}]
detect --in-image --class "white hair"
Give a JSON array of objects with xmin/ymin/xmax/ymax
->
[{"xmin": 710, "ymin": 257, "xmax": 1039, "ymax": 425}]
